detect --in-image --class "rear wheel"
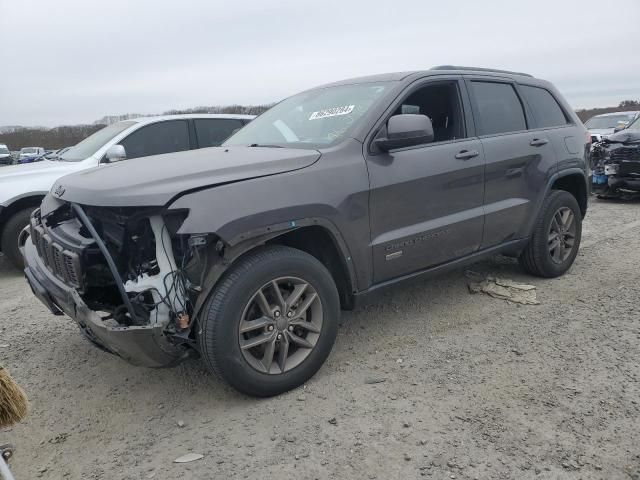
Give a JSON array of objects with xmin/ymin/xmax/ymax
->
[
  {"xmin": 198, "ymin": 245, "xmax": 340, "ymax": 397},
  {"xmin": 519, "ymin": 190, "xmax": 582, "ymax": 278},
  {"xmin": 1, "ymin": 208, "xmax": 34, "ymax": 270}
]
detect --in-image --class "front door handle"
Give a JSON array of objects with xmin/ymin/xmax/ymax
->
[
  {"xmin": 530, "ymin": 137, "xmax": 549, "ymax": 147},
  {"xmin": 455, "ymin": 149, "xmax": 479, "ymax": 160}
]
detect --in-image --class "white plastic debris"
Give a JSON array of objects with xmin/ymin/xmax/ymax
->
[
  {"xmin": 0, "ymin": 456, "xmax": 16, "ymax": 480},
  {"xmin": 173, "ymin": 453, "xmax": 204, "ymax": 463}
]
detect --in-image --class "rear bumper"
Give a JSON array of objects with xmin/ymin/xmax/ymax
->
[{"xmin": 23, "ymin": 236, "xmax": 190, "ymax": 368}]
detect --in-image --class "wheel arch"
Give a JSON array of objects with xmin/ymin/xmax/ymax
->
[
  {"xmin": 191, "ymin": 220, "xmax": 359, "ymax": 321},
  {"xmin": 549, "ymin": 169, "xmax": 589, "ymax": 218},
  {"xmin": 515, "ymin": 168, "xmax": 588, "ymax": 253},
  {"xmin": 265, "ymin": 224, "xmax": 355, "ymax": 309},
  {"xmin": 0, "ymin": 194, "xmax": 45, "ymax": 252}
]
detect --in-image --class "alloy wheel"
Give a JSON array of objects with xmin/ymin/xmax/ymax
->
[
  {"xmin": 548, "ymin": 207, "xmax": 576, "ymax": 264},
  {"xmin": 238, "ymin": 277, "xmax": 323, "ymax": 374}
]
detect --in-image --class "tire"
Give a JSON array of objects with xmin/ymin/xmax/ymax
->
[
  {"xmin": 1, "ymin": 208, "xmax": 34, "ymax": 270},
  {"xmin": 519, "ymin": 190, "xmax": 582, "ymax": 278},
  {"xmin": 198, "ymin": 245, "xmax": 340, "ymax": 397}
]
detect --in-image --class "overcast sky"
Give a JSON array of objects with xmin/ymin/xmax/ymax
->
[{"xmin": 1, "ymin": 0, "xmax": 638, "ymax": 127}]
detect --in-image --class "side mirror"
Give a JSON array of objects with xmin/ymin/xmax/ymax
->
[
  {"xmin": 613, "ymin": 125, "xmax": 625, "ymax": 133},
  {"xmin": 105, "ymin": 144, "xmax": 126, "ymax": 163},
  {"xmin": 374, "ymin": 114, "xmax": 434, "ymax": 152}
]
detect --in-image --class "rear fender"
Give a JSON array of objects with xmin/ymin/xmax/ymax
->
[{"xmin": 520, "ymin": 168, "xmax": 588, "ymax": 240}]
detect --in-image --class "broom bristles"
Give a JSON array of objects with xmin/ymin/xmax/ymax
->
[{"xmin": 0, "ymin": 367, "xmax": 28, "ymax": 428}]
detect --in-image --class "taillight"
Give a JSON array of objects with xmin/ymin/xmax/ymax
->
[{"xmin": 586, "ymin": 132, "xmax": 592, "ymax": 145}]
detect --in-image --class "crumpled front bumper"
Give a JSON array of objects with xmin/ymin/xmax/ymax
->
[{"xmin": 23, "ymin": 236, "xmax": 190, "ymax": 368}]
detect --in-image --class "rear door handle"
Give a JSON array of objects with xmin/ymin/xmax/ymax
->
[
  {"xmin": 455, "ymin": 149, "xmax": 479, "ymax": 160},
  {"xmin": 530, "ymin": 137, "xmax": 549, "ymax": 147}
]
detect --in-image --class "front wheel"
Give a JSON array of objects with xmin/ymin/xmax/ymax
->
[
  {"xmin": 519, "ymin": 190, "xmax": 582, "ymax": 278},
  {"xmin": 198, "ymin": 245, "xmax": 340, "ymax": 397},
  {"xmin": 1, "ymin": 208, "xmax": 34, "ymax": 270}
]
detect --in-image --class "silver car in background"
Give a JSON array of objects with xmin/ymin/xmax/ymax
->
[
  {"xmin": 0, "ymin": 144, "xmax": 12, "ymax": 166},
  {"xmin": 585, "ymin": 111, "xmax": 640, "ymax": 142}
]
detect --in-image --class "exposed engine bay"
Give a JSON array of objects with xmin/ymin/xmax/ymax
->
[
  {"xmin": 590, "ymin": 130, "xmax": 640, "ymax": 198},
  {"xmin": 28, "ymin": 201, "xmax": 218, "ymax": 360}
]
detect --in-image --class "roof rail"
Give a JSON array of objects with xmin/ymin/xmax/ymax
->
[{"xmin": 430, "ymin": 65, "xmax": 533, "ymax": 78}]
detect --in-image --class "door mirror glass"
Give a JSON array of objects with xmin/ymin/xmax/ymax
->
[
  {"xmin": 105, "ymin": 144, "xmax": 126, "ymax": 163},
  {"xmin": 374, "ymin": 114, "xmax": 434, "ymax": 151}
]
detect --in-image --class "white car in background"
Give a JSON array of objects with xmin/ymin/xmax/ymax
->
[
  {"xmin": 585, "ymin": 111, "xmax": 640, "ymax": 143},
  {"xmin": 0, "ymin": 114, "xmax": 254, "ymax": 269}
]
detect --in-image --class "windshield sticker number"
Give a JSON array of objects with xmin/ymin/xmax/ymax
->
[{"xmin": 309, "ymin": 105, "xmax": 355, "ymax": 121}]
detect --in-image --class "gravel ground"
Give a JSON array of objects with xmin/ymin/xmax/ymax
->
[{"xmin": 1, "ymin": 197, "xmax": 639, "ymax": 480}]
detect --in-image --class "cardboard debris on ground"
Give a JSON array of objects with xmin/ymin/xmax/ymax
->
[{"xmin": 467, "ymin": 274, "xmax": 540, "ymax": 305}]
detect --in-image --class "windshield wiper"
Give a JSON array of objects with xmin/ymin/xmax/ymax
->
[{"xmin": 248, "ymin": 143, "xmax": 284, "ymax": 148}]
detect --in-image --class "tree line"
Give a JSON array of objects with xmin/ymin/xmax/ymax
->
[
  {"xmin": 0, "ymin": 124, "xmax": 105, "ymax": 151},
  {"xmin": 2, "ymin": 101, "xmax": 638, "ymax": 151}
]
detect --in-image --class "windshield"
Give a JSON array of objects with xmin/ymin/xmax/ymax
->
[
  {"xmin": 585, "ymin": 114, "xmax": 636, "ymax": 129},
  {"xmin": 0, "ymin": 147, "xmax": 9, "ymax": 154},
  {"xmin": 223, "ymin": 82, "xmax": 391, "ymax": 149},
  {"xmin": 60, "ymin": 121, "xmax": 136, "ymax": 161},
  {"xmin": 21, "ymin": 147, "xmax": 38, "ymax": 153}
]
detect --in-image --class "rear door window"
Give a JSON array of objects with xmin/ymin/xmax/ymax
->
[
  {"xmin": 120, "ymin": 120, "xmax": 190, "ymax": 159},
  {"xmin": 194, "ymin": 118, "xmax": 245, "ymax": 148},
  {"xmin": 469, "ymin": 81, "xmax": 527, "ymax": 136},
  {"xmin": 520, "ymin": 85, "xmax": 568, "ymax": 128}
]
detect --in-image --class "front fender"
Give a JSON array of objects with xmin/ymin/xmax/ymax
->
[{"xmin": 168, "ymin": 139, "xmax": 372, "ymax": 291}]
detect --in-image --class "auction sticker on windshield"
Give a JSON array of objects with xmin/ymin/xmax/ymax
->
[{"xmin": 309, "ymin": 105, "xmax": 355, "ymax": 120}]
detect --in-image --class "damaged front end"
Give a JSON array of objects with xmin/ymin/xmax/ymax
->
[
  {"xmin": 23, "ymin": 196, "xmax": 213, "ymax": 367},
  {"xmin": 590, "ymin": 130, "xmax": 640, "ymax": 198}
]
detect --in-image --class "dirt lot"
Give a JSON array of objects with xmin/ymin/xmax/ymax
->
[{"xmin": 1, "ymin": 198, "xmax": 639, "ymax": 480}]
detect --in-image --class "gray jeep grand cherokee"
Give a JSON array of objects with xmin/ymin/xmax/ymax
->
[{"xmin": 23, "ymin": 66, "xmax": 589, "ymax": 396}]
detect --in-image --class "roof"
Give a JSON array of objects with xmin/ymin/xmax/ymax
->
[
  {"xmin": 312, "ymin": 66, "xmax": 537, "ymax": 90},
  {"xmin": 130, "ymin": 113, "xmax": 256, "ymax": 124}
]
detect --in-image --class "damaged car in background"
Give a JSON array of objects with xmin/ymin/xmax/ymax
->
[
  {"xmin": 590, "ymin": 117, "xmax": 640, "ymax": 198},
  {"xmin": 23, "ymin": 67, "xmax": 589, "ymax": 397}
]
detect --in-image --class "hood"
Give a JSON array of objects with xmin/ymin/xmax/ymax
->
[
  {"xmin": 588, "ymin": 128, "xmax": 615, "ymax": 135},
  {"xmin": 603, "ymin": 130, "xmax": 640, "ymax": 145},
  {"xmin": 0, "ymin": 159, "xmax": 78, "ymax": 178},
  {"xmin": 0, "ymin": 159, "xmax": 90, "ymax": 206},
  {"xmin": 51, "ymin": 146, "xmax": 321, "ymax": 207}
]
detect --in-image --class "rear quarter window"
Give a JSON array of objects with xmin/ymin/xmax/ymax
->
[
  {"xmin": 469, "ymin": 81, "xmax": 527, "ymax": 136},
  {"xmin": 194, "ymin": 118, "xmax": 245, "ymax": 148},
  {"xmin": 120, "ymin": 120, "xmax": 190, "ymax": 159},
  {"xmin": 520, "ymin": 85, "xmax": 569, "ymax": 128}
]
